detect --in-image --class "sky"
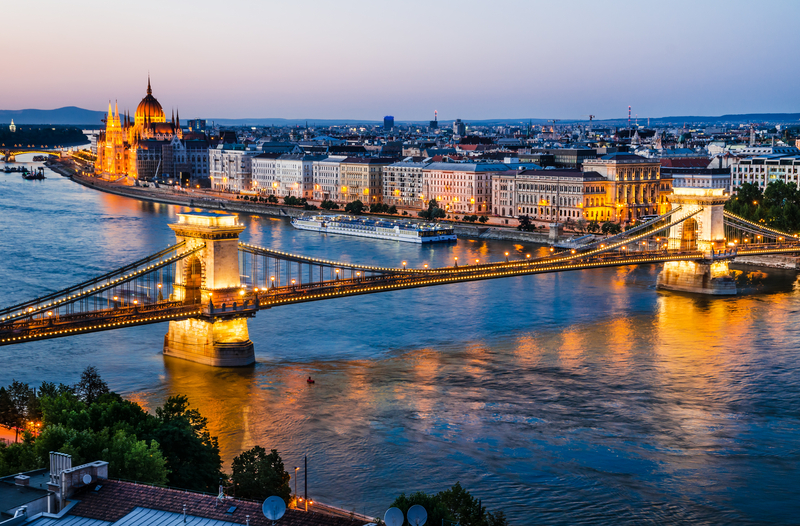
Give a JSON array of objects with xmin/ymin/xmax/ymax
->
[{"xmin": 3, "ymin": 0, "xmax": 799, "ymax": 121}]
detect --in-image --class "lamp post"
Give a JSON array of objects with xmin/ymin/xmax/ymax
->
[{"xmin": 294, "ymin": 466, "xmax": 299, "ymax": 504}]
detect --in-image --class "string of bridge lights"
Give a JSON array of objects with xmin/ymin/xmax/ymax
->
[
  {"xmin": 0, "ymin": 310, "xmax": 201, "ymax": 345},
  {"xmin": 0, "ymin": 245, "xmax": 205, "ymax": 323}
]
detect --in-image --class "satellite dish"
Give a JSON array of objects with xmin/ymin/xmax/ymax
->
[
  {"xmin": 82, "ymin": 474, "xmax": 92, "ymax": 485},
  {"xmin": 262, "ymin": 496, "xmax": 286, "ymax": 521},
  {"xmin": 384, "ymin": 507, "xmax": 404, "ymax": 526},
  {"xmin": 407, "ymin": 504, "xmax": 428, "ymax": 526}
]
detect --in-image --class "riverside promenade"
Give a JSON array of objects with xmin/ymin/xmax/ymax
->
[{"xmin": 63, "ymin": 169, "xmax": 559, "ymax": 245}]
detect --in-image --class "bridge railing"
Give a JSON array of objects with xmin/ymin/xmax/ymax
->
[{"xmin": 0, "ymin": 242, "xmax": 204, "ymax": 326}]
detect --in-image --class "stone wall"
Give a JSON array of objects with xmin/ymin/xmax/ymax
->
[{"xmin": 734, "ymin": 254, "xmax": 800, "ymax": 269}]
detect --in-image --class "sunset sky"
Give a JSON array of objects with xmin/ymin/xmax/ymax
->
[{"xmin": 3, "ymin": 0, "xmax": 799, "ymax": 121}]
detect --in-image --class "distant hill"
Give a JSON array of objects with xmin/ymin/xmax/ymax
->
[
  {"xmin": 2, "ymin": 107, "xmax": 799, "ymax": 127},
  {"xmin": 0, "ymin": 107, "xmax": 107, "ymax": 126}
]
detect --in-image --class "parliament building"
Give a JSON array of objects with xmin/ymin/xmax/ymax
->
[{"xmin": 95, "ymin": 77, "xmax": 193, "ymax": 181}]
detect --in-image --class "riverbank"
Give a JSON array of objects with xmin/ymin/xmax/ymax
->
[{"xmin": 68, "ymin": 172, "xmax": 558, "ymax": 244}]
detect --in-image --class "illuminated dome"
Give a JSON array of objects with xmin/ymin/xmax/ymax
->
[{"xmin": 134, "ymin": 77, "xmax": 165, "ymax": 126}]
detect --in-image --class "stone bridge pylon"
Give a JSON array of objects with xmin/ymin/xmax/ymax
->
[
  {"xmin": 656, "ymin": 188, "xmax": 736, "ymax": 295},
  {"xmin": 164, "ymin": 214, "xmax": 257, "ymax": 366}
]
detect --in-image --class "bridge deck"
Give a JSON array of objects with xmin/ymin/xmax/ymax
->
[{"xmin": 4, "ymin": 242, "xmax": 798, "ymax": 346}]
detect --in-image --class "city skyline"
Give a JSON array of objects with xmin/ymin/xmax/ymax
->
[{"xmin": 3, "ymin": 0, "xmax": 799, "ymax": 121}]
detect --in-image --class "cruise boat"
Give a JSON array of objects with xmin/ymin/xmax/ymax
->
[{"xmin": 292, "ymin": 214, "xmax": 457, "ymax": 243}]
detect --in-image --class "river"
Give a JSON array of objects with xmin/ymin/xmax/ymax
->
[{"xmin": 2, "ymin": 157, "xmax": 799, "ymax": 525}]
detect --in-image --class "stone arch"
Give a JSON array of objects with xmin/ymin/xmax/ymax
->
[
  {"xmin": 183, "ymin": 255, "xmax": 205, "ymax": 304},
  {"xmin": 681, "ymin": 218, "xmax": 698, "ymax": 250}
]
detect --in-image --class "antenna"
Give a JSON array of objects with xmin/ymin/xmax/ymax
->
[
  {"xmin": 262, "ymin": 496, "xmax": 286, "ymax": 524},
  {"xmin": 407, "ymin": 504, "xmax": 428, "ymax": 526},
  {"xmin": 384, "ymin": 507, "xmax": 404, "ymax": 526}
]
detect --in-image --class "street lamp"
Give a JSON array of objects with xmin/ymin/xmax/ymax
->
[
  {"xmin": 402, "ymin": 261, "xmax": 407, "ymax": 270},
  {"xmin": 454, "ymin": 256, "xmax": 458, "ymax": 268},
  {"xmin": 294, "ymin": 467, "xmax": 299, "ymax": 502},
  {"xmin": 504, "ymin": 251, "xmax": 509, "ymax": 262}
]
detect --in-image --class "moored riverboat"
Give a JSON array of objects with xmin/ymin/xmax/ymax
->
[{"xmin": 292, "ymin": 214, "xmax": 457, "ymax": 243}]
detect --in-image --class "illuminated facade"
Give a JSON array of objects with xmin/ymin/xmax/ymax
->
[
  {"xmin": 583, "ymin": 153, "xmax": 669, "ymax": 223},
  {"xmin": 421, "ymin": 162, "xmax": 501, "ymax": 213},
  {"xmin": 95, "ymin": 77, "xmax": 183, "ymax": 178},
  {"xmin": 491, "ymin": 170, "xmax": 611, "ymax": 222},
  {"xmin": 340, "ymin": 157, "xmax": 393, "ymax": 203}
]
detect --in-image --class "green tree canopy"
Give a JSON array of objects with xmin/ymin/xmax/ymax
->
[
  {"xmin": 230, "ymin": 446, "xmax": 291, "ymax": 502},
  {"xmin": 152, "ymin": 395, "xmax": 224, "ymax": 492},
  {"xmin": 390, "ymin": 482, "xmax": 508, "ymax": 526},
  {"xmin": 345, "ymin": 200, "xmax": 365, "ymax": 215},
  {"xmin": 76, "ymin": 366, "xmax": 109, "ymax": 405}
]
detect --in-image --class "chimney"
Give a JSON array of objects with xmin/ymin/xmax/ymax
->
[{"xmin": 14, "ymin": 475, "xmax": 30, "ymax": 487}]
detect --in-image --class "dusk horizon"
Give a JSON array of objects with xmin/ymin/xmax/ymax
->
[{"xmin": 3, "ymin": 0, "xmax": 799, "ymax": 120}]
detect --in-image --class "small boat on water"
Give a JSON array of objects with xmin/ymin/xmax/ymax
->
[
  {"xmin": 292, "ymin": 214, "xmax": 457, "ymax": 244},
  {"xmin": 22, "ymin": 167, "xmax": 46, "ymax": 180}
]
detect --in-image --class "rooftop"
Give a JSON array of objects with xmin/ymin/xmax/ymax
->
[
  {"xmin": 0, "ymin": 473, "xmax": 51, "ymax": 517},
  {"xmin": 65, "ymin": 480, "xmax": 362, "ymax": 526}
]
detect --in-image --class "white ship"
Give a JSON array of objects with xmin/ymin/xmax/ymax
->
[{"xmin": 291, "ymin": 214, "xmax": 457, "ymax": 243}]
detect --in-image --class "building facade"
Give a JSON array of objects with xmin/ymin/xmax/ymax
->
[
  {"xmin": 95, "ymin": 77, "xmax": 183, "ymax": 179},
  {"xmin": 491, "ymin": 170, "xmax": 611, "ymax": 223},
  {"xmin": 422, "ymin": 162, "xmax": 503, "ymax": 214},
  {"xmin": 661, "ymin": 157, "xmax": 730, "ymax": 191},
  {"xmin": 730, "ymin": 154, "xmax": 800, "ymax": 191},
  {"xmin": 340, "ymin": 158, "xmax": 393, "ymax": 203},
  {"xmin": 582, "ymin": 153, "xmax": 667, "ymax": 223},
  {"xmin": 383, "ymin": 159, "xmax": 430, "ymax": 209},
  {"xmin": 209, "ymin": 144, "xmax": 257, "ymax": 193},
  {"xmin": 274, "ymin": 154, "xmax": 325, "ymax": 199},
  {"xmin": 312, "ymin": 155, "xmax": 346, "ymax": 201}
]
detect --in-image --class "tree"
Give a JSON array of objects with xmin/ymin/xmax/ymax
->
[
  {"xmin": 345, "ymin": 200, "xmax": 365, "ymax": 215},
  {"xmin": 230, "ymin": 446, "xmax": 291, "ymax": 503},
  {"xmin": 587, "ymin": 221, "xmax": 601, "ymax": 233},
  {"xmin": 76, "ymin": 366, "xmax": 109, "ymax": 405},
  {"xmin": 268, "ymin": 195, "xmax": 278, "ymax": 204},
  {"xmin": 390, "ymin": 483, "xmax": 508, "ymax": 526},
  {"xmin": 478, "ymin": 216, "xmax": 488, "ymax": 224},
  {"xmin": 391, "ymin": 491, "xmax": 452, "ymax": 526},
  {"xmin": 34, "ymin": 425, "xmax": 168, "ymax": 484},
  {"xmin": 0, "ymin": 387, "xmax": 22, "ymax": 440},
  {"xmin": 387, "ymin": 205, "xmax": 398, "ymax": 215},
  {"xmin": 103, "ymin": 430, "xmax": 168, "ymax": 485},
  {"xmin": 576, "ymin": 218, "xmax": 587, "ymax": 234},
  {"xmin": 152, "ymin": 395, "xmax": 224, "ymax": 492},
  {"xmin": 517, "ymin": 215, "xmax": 534, "ymax": 232},
  {"xmin": 601, "ymin": 221, "xmax": 621, "ymax": 235}
]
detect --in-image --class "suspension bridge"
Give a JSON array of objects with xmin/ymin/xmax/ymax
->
[{"xmin": 1, "ymin": 188, "xmax": 798, "ymax": 366}]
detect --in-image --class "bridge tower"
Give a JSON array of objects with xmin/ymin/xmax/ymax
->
[
  {"xmin": 163, "ymin": 213, "xmax": 257, "ymax": 366},
  {"xmin": 656, "ymin": 188, "xmax": 736, "ymax": 295}
]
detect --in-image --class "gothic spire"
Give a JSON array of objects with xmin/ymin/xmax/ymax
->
[{"xmin": 147, "ymin": 74, "xmax": 152, "ymax": 96}]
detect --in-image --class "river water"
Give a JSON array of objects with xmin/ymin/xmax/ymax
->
[{"xmin": 2, "ymin": 158, "xmax": 800, "ymax": 525}]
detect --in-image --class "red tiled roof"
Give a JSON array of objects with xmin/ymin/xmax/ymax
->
[
  {"xmin": 69, "ymin": 480, "xmax": 365, "ymax": 526},
  {"xmin": 660, "ymin": 158, "xmax": 709, "ymax": 168}
]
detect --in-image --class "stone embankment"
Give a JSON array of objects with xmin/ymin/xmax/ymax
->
[
  {"xmin": 68, "ymin": 174, "xmax": 558, "ymax": 244},
  {"xmin": 734, "ymin": 254, "xmax": 800, "ymax": 269}
]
